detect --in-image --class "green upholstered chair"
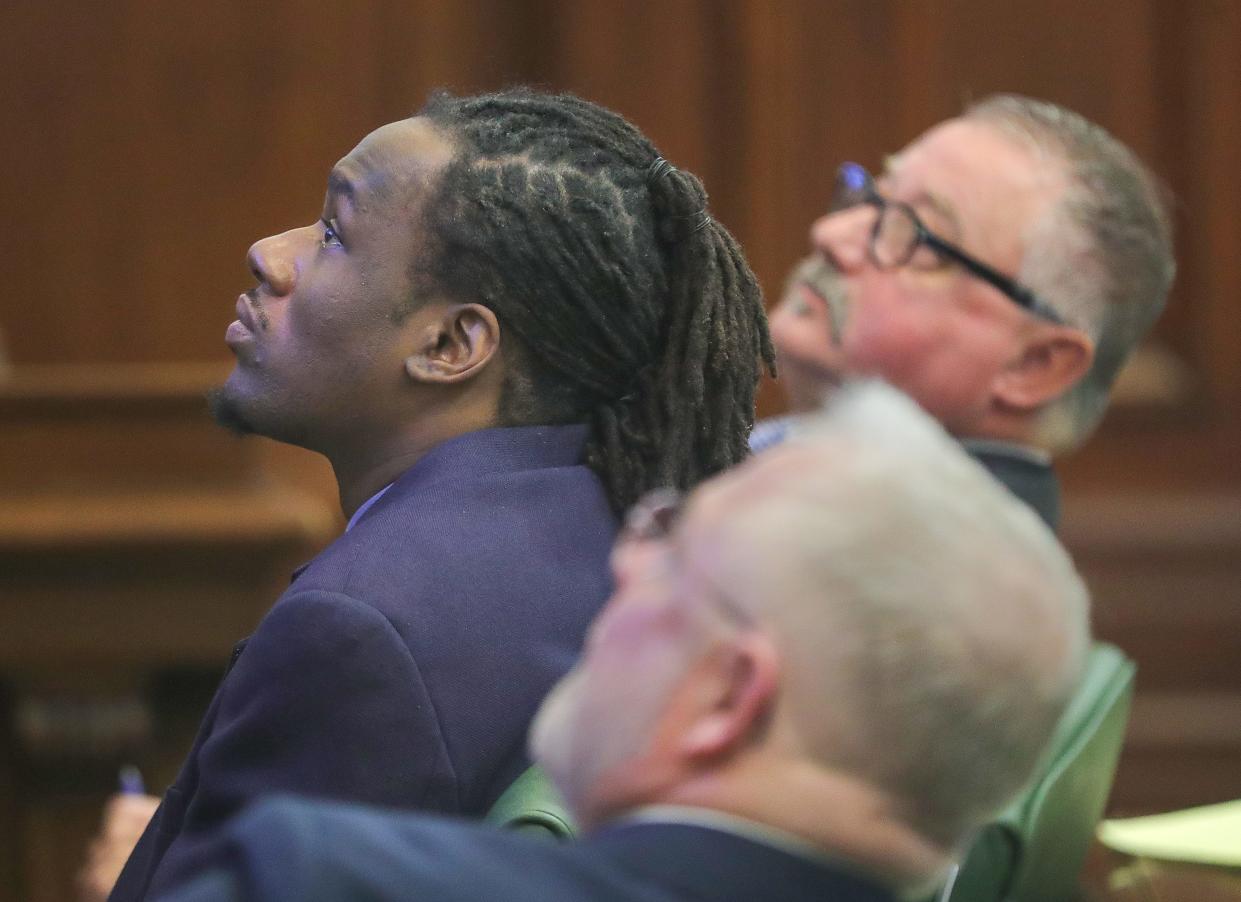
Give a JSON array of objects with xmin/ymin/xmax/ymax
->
[
  {"xmin": 485, "ymin": 764, "xmax": 576, "ymax": 840},
  {"xmin": 938, "ymin": 642, "xmax": 1136, "ymax": 902}
]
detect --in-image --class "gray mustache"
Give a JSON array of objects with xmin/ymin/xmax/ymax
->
[{"xmin": 791, "ymin": 257, "xmax": 848, "ymax": 346}]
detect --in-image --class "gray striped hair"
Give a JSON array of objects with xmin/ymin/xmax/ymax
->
[{"xmin": 965, "ymin": 94, "xmax": 1175, "ymax": 449}]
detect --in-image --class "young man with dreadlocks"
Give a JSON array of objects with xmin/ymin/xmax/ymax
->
[{"xmin": 89, "ymin": 88, "xmax": 772, "ymax": 902}]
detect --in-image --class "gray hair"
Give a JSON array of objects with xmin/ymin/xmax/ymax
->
[
  {"xmin": 726, "ymin": 382, "xmax": 1090, "ymax": 850},
  {"xmin": 964, "ymin": 94, "xmax": 1175, "ymax": 449}
]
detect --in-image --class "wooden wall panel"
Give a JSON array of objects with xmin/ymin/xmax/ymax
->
[
  {"xmin": 3, "ymin": 2, "xmax": 376, "ymax": 365},
  {"xmin": 0, "ymin": 0, "xmax": 550, "ymax": 368},
  {"xmin": 541, "ymin": 0, "xmax": 732, "ymax": 199},
  {"xmin": 729, "ymin": 0, "xmax": 921, "ymax": 296},
  {"xmin": 372, "ymin": 0, "xmax": 548, "ymax": 114},
  {"xmin": 1183, "ymin": 1, "xmax": 1241, "ymax": 413}
]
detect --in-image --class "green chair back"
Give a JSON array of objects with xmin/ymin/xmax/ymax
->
[
  {"xmin": 941, "ymin": 641, "xmax": 1136, "ymax": 902},
  {"xmin": 485, "ymin": 764, "xmax": 576, "ymax": 840}
]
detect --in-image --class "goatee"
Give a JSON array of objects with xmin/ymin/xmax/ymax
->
[{"xmin": 206, "ymin": 386, "xmax": 256, "ymax": 436}]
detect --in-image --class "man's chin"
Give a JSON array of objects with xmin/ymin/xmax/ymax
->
[{"xmin": 206, "ymin": 385, "xmax": 257, "ymax": 437}]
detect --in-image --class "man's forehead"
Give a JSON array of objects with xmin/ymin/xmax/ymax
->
[
  {"xmin": 672, "ymin": 445, "xmax": 840, "ymax": 616},
  {"xmin": 883, "ymin": 117, "xmax": 1062, "ymax": 255},
  {"xmin": 880, "ymin": 151, "xmax": 962, "ymax": 234},
  {"xmin": 887, "ymin": 118, "xmax": 1024, "ymax": 187},
  {"xmin": 682, "ymin": 445, "xmax": 831, "ymax": 544},
  {"xmin": 333, "ymin": 117, "xmax": 455, "ymax": 203}
]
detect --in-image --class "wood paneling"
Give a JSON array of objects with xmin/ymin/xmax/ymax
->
[
  {"xmin": 1062, "ymin": 489, "xmax": 1241, "ymax": 815},
  {"xmin": 1, "ymin": 0, "xmax": 545, "ymax": 367},
  {"xmin": 1183, "ymin": 1, "xmax": 1241, "ymax": 412},
  {"xmin": 0, "ymin": 365, "xmax": 336, "ymax": 902},
  {"xmin": 2, "ymin": 2, "xmax": 1239, "ymax": 898}
]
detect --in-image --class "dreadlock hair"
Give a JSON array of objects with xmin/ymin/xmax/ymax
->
[{"xmin": 413, "ymin": 88, "xmax": 774, "ymax": 514}]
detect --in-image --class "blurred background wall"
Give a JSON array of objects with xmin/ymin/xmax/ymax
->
[{"xmin": 1, "ymin": 1, "xmax": 1239, "ymax": 899}]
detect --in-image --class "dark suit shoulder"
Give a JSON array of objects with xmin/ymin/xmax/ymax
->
[
  {"xmin": 264, "ymin": 442, "xmax": 618, "ymax": 814},
  {"xmin": 290, "ymin": 459, "xmax": 616, "ymax": 618},
  {"xmin": 963, "ymin": 442, "xmax": 1061, "ymax": 530},
  {"xmin": 168, "ymin": 799, "xmax": 897, "ymax": 902},
  {"xmin": 198, "ymin": 798, "xmax": 673, "ymax": 902}
]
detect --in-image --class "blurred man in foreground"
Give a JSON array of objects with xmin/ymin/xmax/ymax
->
[
  {"xmin": 164, "ymin": 383, "xmax": 1090, "ymax": 902},
  {"xmin": 760, "ymin": 94, "xmax": 1175, "ymax": 528}
]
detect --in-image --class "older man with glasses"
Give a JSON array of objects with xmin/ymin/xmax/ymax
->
[{"xmin": 758, "ymin": 94, "xmax": 1175, "ymax": 528}]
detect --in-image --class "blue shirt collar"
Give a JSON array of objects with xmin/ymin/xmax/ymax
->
[{"xmin": 345, "ymin": 483, "xmax": 394, "ymax": 532}]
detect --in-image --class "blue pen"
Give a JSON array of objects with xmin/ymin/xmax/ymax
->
[{"xmin": 118, "ymin": 764, "xmax": 145, "ymax": 795}]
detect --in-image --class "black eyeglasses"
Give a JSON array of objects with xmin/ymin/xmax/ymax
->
[
  {"xmin": 832, "ymin": 162, "xmax": 1061, "ymax": 323},
  {"xmin": 621, "ymin": 487, "xmax": 686, "ymax": 543}
]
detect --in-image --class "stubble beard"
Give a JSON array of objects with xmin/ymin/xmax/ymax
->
[
  {"xmin": 205, "ymin": 373, "xmax": 317, "ymax": 450},
  {"xmin": 206, "ymin": 384, "xmax": 257, "ymax": 437}
]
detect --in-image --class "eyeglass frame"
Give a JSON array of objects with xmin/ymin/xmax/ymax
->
[
  {"xmin": 833, "ymin": 162, "xmax": 1063, "ymax": 325},
  {"xmin": 619, "ymin": 488, "xmax": 756, "ymax": 632}
]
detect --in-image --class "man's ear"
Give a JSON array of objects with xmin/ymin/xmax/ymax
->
[
  {"xmin": 678, "ymin": 633, "xmax": 779, "ymax": 761},
  {"xmin": 404, "ymin": 303, "xmax": 501, "ymax": 385},
  {"xmin": 994, "ymin": 325, "xmax": 1094, "ymax": 412}
]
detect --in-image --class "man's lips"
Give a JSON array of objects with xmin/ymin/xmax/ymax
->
[
  {"xmin": 225, "ymin": 293, "xmax": 260, "ymax": 350},
  {"xmin": 225, "ymin": 320, "xmax": 253, "ymax": 349},
  {"xmin": 235, "ymin": 294, "xmax": 260, "ymax": 332}
]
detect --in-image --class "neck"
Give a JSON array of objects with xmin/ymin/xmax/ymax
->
[
  {"xmin": 960, "ymin": 425, "xmax": 1046, "ymax": 453},
  {"xmin": 961, "ymin": 403, "xmax": 1059, "ymax": 454},
  {"xmin": 330, "ymin": 443, "xmax": 432, "ymax": 520},
  {"xmin": 327, "ymin": 406, "xmax": 499, "ymax": 518},
  {"xmin": 651, "ymin": 756, "xmax": 950, "ymax": 894}
]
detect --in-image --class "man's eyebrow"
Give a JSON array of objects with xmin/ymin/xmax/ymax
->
[
  {"xmin": 879, "ymin": 156, "xmax": 962, "ymax": 236},
  {"xmin": 908, "ymin": 191, "xmax": 962, "ymax": 235},
  {"xmin": 327, "ymin": 168, "xmax": 359, "ymax": 201}
]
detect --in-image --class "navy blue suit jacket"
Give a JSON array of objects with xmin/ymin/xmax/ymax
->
[
  {"xmin": 162, "ymin": 798, "xmax": 898, "ymax": 902},
  {"xmin": 752, "ymin": 419, "xmax": 1060, "ymax": 530},
  {"xmin": 963, "ymin": 442, "xmax": 1060, "ymax": 531},
  {"xmin": 112, "ymin": 425, "xmax": 618, "ymax": 900}
]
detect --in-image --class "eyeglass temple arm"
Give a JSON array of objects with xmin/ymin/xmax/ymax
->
[{"xmin": 920, "ymin": 231, "xmax": 1059, "ymax": 322}]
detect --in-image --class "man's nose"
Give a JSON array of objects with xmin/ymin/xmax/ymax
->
[
  {"xmin": 246, "ymin": 230, "xmax": 300, "ymax": 296},
  {"xmin": 809, "ymin": 205, "xmax": 874, "ymax": 273}
]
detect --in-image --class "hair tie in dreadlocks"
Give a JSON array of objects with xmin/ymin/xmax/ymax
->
[
  {"xmin": 647, "ymin": 156, "xmax": 677, "ymax": 183},
  {"xmin": 650, "ymin": 155, "xmax": 709, "ymax": 239}
]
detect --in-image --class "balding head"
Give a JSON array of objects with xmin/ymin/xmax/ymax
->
[
  {"xmin": 532, "ymin": 381, "xmax": 1089, "ymax": 884},
  {"xmin": 695, "ymin": 384, "xmax": 1089, "ymax": 846}
]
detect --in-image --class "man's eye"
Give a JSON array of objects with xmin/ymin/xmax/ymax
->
[
  {"xmin": 319, "ymin": 218, "xmax": 342, "ymax": 249},
  {"xmin": 907, "ymin": 241, "xmax": 947, "ymax": 271}
]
